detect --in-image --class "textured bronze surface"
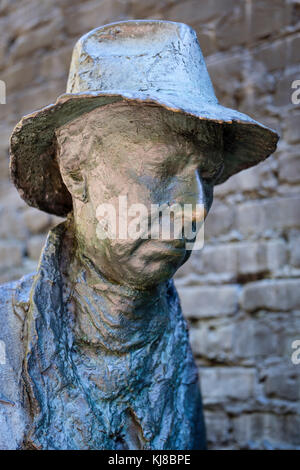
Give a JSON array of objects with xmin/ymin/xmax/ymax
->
[{"xmin": 0, "ymin": 20, "xmax": 278, "ymax": 450}]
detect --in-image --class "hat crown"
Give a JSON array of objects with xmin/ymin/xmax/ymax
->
[{"xmin": 67, "ymin": 20, "xmax": 218, "ymax": 105}]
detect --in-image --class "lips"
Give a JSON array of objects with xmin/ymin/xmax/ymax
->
[{"xmin": 138, "ymin": 239, "xmax": 187, "ymax": 261}]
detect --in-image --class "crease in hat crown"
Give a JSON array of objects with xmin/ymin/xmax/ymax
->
[
  {"xmin": 66, "ymin": 20, "xmax": 218, "ymax": 105},
  {"xmin": 9, "ymin": 19, "xmax": 279, "ymax": 218}
]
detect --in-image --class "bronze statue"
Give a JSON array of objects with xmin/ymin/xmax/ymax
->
[{"xmin": 0, "ymin": 20, "xmax": 278, "ymax": 450}]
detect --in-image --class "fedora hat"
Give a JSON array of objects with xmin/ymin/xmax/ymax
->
[{"xmin": 10, "ymin": 20, "xmax": 278, "ymax": 217}]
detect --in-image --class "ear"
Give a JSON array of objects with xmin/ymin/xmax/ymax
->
[{"xmin": 61, "ymin": 168, "xmax": 88, "ymax": 203}]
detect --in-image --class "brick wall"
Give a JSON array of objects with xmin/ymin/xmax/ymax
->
[{"xmin": 0, "ymin": 0, "xmax": 299, "ymax": 449}]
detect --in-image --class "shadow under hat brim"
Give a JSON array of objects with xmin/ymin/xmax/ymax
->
[{"xmin": 10, "ymin": 91, "xmax": 279, "ymax": 217}]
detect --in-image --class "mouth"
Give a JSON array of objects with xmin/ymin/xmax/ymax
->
[
  {"xmin": 110, "ymin": 232, "xmax": 190, "ymax": 265},
  {"xmin": 139, "ymin": 238, "xmax": 187, "ymax": 261}
]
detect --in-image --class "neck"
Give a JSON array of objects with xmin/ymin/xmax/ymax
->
[{"xmin": 66, "ymin": 248, "xmax": 171, "ymax": 353}]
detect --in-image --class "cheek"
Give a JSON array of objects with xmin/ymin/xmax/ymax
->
[{"xmin": 87, "ymin": 170, "xmax": 118, "ymax": 210}]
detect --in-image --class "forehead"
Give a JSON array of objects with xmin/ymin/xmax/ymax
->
[{"xmin": 56, "ymin": 101, "xmax": 223, "ymax": 167}]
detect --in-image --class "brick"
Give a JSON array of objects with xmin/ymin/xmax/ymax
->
[
  {"xmin": 284, "ymin": 111, "xmax": 300, "ymax": 144},
  {"xmin": 191, "ymin": 243, "xmax": 238, "ymax": 274},
  {"xmin": 0, "ymin": 126, "xmax": 11, "ymax": 181},
  {"xmin": 233, "ymin": 413, "xmax": 300, "ymax": 448},
  {"xmin": 195, "ymin": 29, "xmax": 216, "ymax": 57},
  {"xmin": 291, "ymin": 1, "xmax": 300, "ymax": 27},
  {"xmin": 233, "ymin": 318, "xmax": 279, "ymax": 359},
  {"xmin": 128, "ymin": 0, "xmax": 169, "ymax": 18},
  {"xmin": 166, "ymin": 0, "xmax": 237, "ymax": 26},
  {"xmin": 205, "ymin": 411, "xmax": 230, "ymax": 445},
  {"xmin": 0, "ymin": 152, "xmax": 9, "ymax": 181},
  {"xmin": 0, "ymin": 0, "xmax": 12, "ymax": 15},
  {"xmin": 0, "ymin": 206, "xmax": 27, "ymax": 241},
  {"xmin": 253, "ymin": 40, "xmax": 287, "ymax": 72},
  {"xmin": 236, "ymin": 197, "xmax": 300, "ymax": 237},
  {"xmin": 15, "ymin": 80, "xmax": 65, "ymax": 117},
  {"xmin": 22, "ymin": 207, "xmax": 51, "ymax": 235},
  {"xmin": 207, "ymin": 55, "xmax": 244, "ymax": 106},
  {"xmin": 1, "ymin": 60, "xmax": 37, "ymax": 94},
  {"xmin": 204, "ymin": 204, "xmax": 235, "ymax": 239},
  {"xmin": 217, "ymin": 166, "xmax": 261, "ymax": 194},
  {"xmin": 189, "ymin": 320, "xmax": 234, "ymax": 359},
  {"xmin": 232, "ymin": 413, "xmax": 259, "ymax": 446},
  {"xmin": 200, "ymin": 367, "xmax": 256, "ymax": 403},
  {"xmin": 277, "ymin": 313, "xmax": 300, "ymax": 359},
  {"xmin": 289, "ymin": 34, "xmax": 300, "ymax": 66},
  {"xmin": 0, "ymin": 257, "xmax": 36, "ymax": 284},
  {"xmin": 0, "ymin": 98, "xmax": 17, "ymax": 126},
  {"xmin": 278, "ymin": 151, "xmax": 300, "ymax": 183},
  {"xmin": 0, "ymin": 41, "xmax": 5, "ymax": 66},
  {"xmin": 40, "ymin": 46, "xmax": 72, "ymax": 82},
  {"xmin": 192, "ymin": 239, "xmax": 286, "ymax": 277},
  {"xmin": 65, "ymin": 0, "xmax": 129, "ymax": 37},
  {"xmin": 263, "ymin": 365, "xmax": 300, "ymax": 401},
  {"xmin": 0, "ymin": 185, "xmax": 27, "ymax": 211},
  {"xmin": 237, "ymin": 239, "xmax": 287, "ymax": 275},
  {"xmin": 5, "ymin": 0, "xmax": 60, "ymax": 36},
  {"xmin": 216, "ymin": 2, "xmax": 248, "ymax": 49},
  {"xmin": 232, "ymin": 312, "xmax": 300, "ymax": 364},
  {"xmin": 179, "ymin": 284, "xmax": 239, "ymax": 318},
  {"xmin": 285, "ymin": 415, "xmax": 300, "ymax": 446},
  {"xmin": 0, "ymin": 125, "xmax": 11, "ymax": 154},
  {"xmin": 50, "ymin": 214, "xmax": 65, "ymax": 227},
  {"xmin": 290, "ymin": 235, "xmax": 300, "ymax": 267},
  {"xmin": 10, "ymin": 20, "xmax": 63, "ymax": 60},
  {"xmin": 250, "ymin": 0, "xmax": 291, "ymax": 41},
  {"xmin": 242, "ymin": 279, "xmax": 300, "ymax": 312},
  {"xmin": 0, "ymin": 240, "xmax": 23, "ymax": 270},
  {"xmin": 27, "ymin": 234, "xmax": 46, "ymax": 261}
]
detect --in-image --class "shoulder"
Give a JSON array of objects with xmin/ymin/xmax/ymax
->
[
  {"xmin": 0, "ymin": 280, "xmax": 18, "ymax": 310},
  {"xmin": 0, "ymin": 279, "xmax": 22, "ymax": 372},
  {"xmin": 0, "ymin": 273, "xmax": 34, "ymax": 449},
  {"xmin": 0, "ymin": 273, "xmax": 34, "ymax": 367}
]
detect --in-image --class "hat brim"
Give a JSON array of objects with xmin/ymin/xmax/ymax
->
[{"xmin": 10, "ymin": 91, "xmax": 279, "ymax": 217}]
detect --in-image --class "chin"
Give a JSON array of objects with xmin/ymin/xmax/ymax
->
[
  {"xmin": 125, "ymin": 264, "xmax": 179, "ymax": 289},
  {"xmin": 118, "ymin": 240, "xmax": 188, "ymax": 288}
]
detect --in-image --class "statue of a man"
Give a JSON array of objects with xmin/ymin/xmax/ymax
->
[{"xmin": 0, "ymin": 20, "xmax": 278, "ymax": 450}]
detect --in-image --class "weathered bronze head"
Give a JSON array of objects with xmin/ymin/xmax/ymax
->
[
  {"xmin": 55, "ymin": 103, "xmax": 223, "ymax": 287},
  {"xmin": 9, "ymin": 20, "xmax": 278, "ymax": 287}
]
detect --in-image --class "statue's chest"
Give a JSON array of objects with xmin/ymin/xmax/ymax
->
[
  {"xmin": 26, "ymin": 277, "xmax": 201, "ymax": 450},
  {"xmin": 71, "ymin": 344, "xmax": 150, "ymax": 400},
  {"xmin": 42, "ymin": 339, "xmax": 179, "ymax": 450}
]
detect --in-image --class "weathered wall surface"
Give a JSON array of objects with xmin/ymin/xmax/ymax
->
[{"xmin": 0, "ymin": 0, "xmax": 299, "ymax": 450}]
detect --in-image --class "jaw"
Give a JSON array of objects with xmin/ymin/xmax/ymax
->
[{"xmin": 95, "ymin": 238, "xmax": 187, "ymax": 288}]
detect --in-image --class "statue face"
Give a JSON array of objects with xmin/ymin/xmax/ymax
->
[{"xmin": 57, "ymin": 103, "xmax": 223, "ymax": 288}]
